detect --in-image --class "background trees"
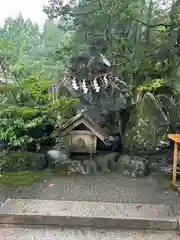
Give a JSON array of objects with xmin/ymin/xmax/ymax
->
[
  {"xmin": 43, "ymin": 0, "xmax": 180, "ymax": 86},
  {"xmin": 0, "ymin": 14, "xmax": 76, "ymax": 152},
  {"xmin": 0, "ymin": 0, "xmax": 180, "ymax": 153}
]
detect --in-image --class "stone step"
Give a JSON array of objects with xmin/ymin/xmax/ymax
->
[
  {"xmin": 0, "ymin": 227, "xmax": 179, "ymax": 239},
  {"xmin": 0, "ymin": 199, "xmax": 178, "ymax": 230}
]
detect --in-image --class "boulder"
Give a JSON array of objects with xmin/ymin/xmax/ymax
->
[
  {"xmin": 47, "ymin": 150, "xmax": 69, "ymax": 169},
  {"xmin": 72, "ymin": 83, "xmax": 132, "ymax": 112},
  {"xmin": 47, "ymin": 150, "xmax": 87, "ymax": 175},
  {"xmin": 114, "ymin": 155, "xmax": 151, "ymax": 177},
  {"xmin": 74, "ymin": 102, "xmax": 121, "ymax": 133},
  {"xmin": 97, "ymin": 135, "xmax": 122, "ymax": 152},
  {"xmin": 81, "ymin": 160, "xmax": 98, "ymax": 175},
  {"xmin": 56, "ymin": 160, "xmax": 86, "ymax": 176},
  {"xmin": 155, "ymin": 94, "xmax": 179, "ymax": 132},
  {"xmin": 67, "ymin": 161, "xmax": 86, "ymax": 175},
  {"xmin": 124, "ymin": 93, "xmax": 170, "ymax": 155},
  {"xmin": 63, "ymin": 77, "xmax": 133, "ymax": 132},
  {"xmin": 95, "ymin": 152, "xmax": 119, "ymax": 171}
]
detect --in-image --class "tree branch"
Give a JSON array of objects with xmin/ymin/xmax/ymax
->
[
  {"xmin": 97, "ymin": 0, "xmax": 103, "ymax": 10},
  {"xmin": 112, "ymin": 53, "xmax": 134, "ymax": 67},
  {"xmin": 134, "ymin": 19, "xmax": 173, "ymax": 28},
  {"xmin": 72, "ymin": 9, "xmax": 97, "ymax": 16}
]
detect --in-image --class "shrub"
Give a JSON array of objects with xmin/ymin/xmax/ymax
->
[
  {"xmin": 0, "ymin": 73, "xmax": 77, "ymax": 151},
  {"xmin": 0, "ymin": 151, "xmax": 47, "ymax": 171}
]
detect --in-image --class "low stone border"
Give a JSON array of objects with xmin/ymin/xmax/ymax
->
[{"xmin": 0, "ymin": 199, "xmax": 178, "ymax": 231}]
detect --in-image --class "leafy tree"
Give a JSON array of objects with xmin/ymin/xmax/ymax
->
[
  {"xmin": 0, "ymin": 73, "xmax": 76, "ymax": 151},
  {"xmin": 43, "ymin": 0, "xmax": 180, "ymax": 86},
  {"xmin": 0, "ymin": 14, "xmax": 74, "ymax": 81},
  {"xmin": 0, "ymin": 13, "xmax": 80, "ymax": 153}
]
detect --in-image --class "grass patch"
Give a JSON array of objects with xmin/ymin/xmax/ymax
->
[{"xmin": 0, "ymin": 171, "xmax": 45, "ymax": 187}]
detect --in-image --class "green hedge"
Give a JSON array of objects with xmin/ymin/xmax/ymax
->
[{"xmin": 0, "ymin": 151, "xmax": 47, "ymax": 171}]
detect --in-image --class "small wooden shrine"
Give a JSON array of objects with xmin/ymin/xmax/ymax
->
[{"xmin": 59, "ymin": 110, "xmax": 109, "ymax": 154}]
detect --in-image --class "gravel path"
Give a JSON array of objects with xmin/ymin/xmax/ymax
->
[
  {"xmin": 0, "ymin": 185, "xmax": 10, "ymax": 207},
  {"xmin": 0, "ymin": 172, "xmax": 179, "ymax": 214},
  {"xmin": 0, "ymin": 227, "xmax": 178, "ymax": 240}
]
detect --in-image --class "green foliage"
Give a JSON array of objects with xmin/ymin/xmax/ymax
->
[
  {"xmin": 44, "ymin": 0, "xmax": 180, "ymax": 85},
  {"xmin": 0, "ymin": 14, "xmax": 73, "ymax": 81},
  {"xmin": 0, "ymin": 100, "xmax": 75, "ymax": 150},
  {"xmin": 49, "ymin": 97, "xmax": 77, "ymax": 123},
  {"xmin": 136, "ymin": 79, "xmax": 166, "ymax": 93},
  {"xmin": 0, "ymin": 170, "xmax": 45, "ymax": 187},
  {"xmin": 0, "ymin": 72, "xmax": 77, "ymax": 151},
  {"xmin": 0, "ymin": 151, "xmax": 47, "ymax": 171},
  {"xmin": 0, "ymin": 1, "xmax": 179, "ymax": 158}
]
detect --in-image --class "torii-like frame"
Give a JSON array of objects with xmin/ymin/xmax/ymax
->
[{"xmin": 168, "ymin": 134, "xmax": 180, "ymax": 186}]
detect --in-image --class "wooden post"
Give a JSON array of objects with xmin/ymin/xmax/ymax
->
[
  {"xmin": 89, "ymin": 143, "xmax": 92, "ymax": 161},
  {"xmin": 173, "ymin": 141, "xmax": 178, "ymax": 185},
  {"xmin": 168, "ymin": 134, "xmax": 180, "ymax": 188},
  {"xmin": 89, "ymin": 137, "xmax": 93, "ymax": 161}
]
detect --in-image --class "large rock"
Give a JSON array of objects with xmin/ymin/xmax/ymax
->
[
  {"xmin": 95, "ymin": 152, "xmax": 120, "ymax": 171},
  {"xmin": 63, "ymin": 77, "xmax": 133, "ymax": 132},
  {"xmin": 70, "ymin": 79, "xmax": 133, "ymax": 112},
  {"xmin": 47, "ymin": 150, "xmax": 69, "ymax": 169},
  {"xmin": 58, "ymin": 160, "xmax": 86, "ymax": 176},
  {"xmin": 114, "ymin": 155, "xmax": 151, "ymax": 177},
  {"xmin": 81, "ymin": 160, "xmax": 98, "ymax": 175},
  {"xmin": 47, "ymin": 150, "xmax": 87, "ymax": 175},
  {"xmin": 124, "ymin": 93, "xmax": 170, "ymax": 155},
  {"xmin": 155, "ymin": 94, "xmax": 179, "ymax": 132}
]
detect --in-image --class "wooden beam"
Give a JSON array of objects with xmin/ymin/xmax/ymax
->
[{"xmin": 173, "ymin": 141, "xmax": 178, "ymax": 185}]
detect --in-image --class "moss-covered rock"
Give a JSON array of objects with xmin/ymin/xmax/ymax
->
[
  {"xmin": 55, "ymin": 160, "xmax": 86, "ymax": 176},
  {"xmin": 155, "ymin": 94, "xmax": 179, "ymax": 132},
  {"xmin": 113, "ymin": 155, "xmax": 151, "ymax": 177},
  {"xmin": 124, "ymin": 92, "xmax": 170, "ymax": 154},
  {"xmin": 95, "ymin": 152, "xmax": 119, "ymax": 171},
  {"xmin": 0, "ymin": 151, "xmax": 47, "ymax": 172},
  {"xmin": 81, "ymin": 160, "xmax": 98, "ymax": 175}
]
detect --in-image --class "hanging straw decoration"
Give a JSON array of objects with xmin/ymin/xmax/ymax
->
[
  {"xmin": 103, "ymin": 74, "xmax": 109, "ymax": 85},
  {"xmin": 82, "ymin": 79, "xmax": 88, "ymax": 94},
  {"xmin": 93, "ymin": 77, "xmax": 100, "ymax": 92},
  {"xmin": 72, "ymin": 77, "xmax": 79, "ymax": 90}
]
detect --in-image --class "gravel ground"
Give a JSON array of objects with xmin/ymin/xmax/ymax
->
[
  {"xmin": 0, "ymin": 227, "xmax": 179, "ymax": 240},
  {"xmin": 0, "ymin": 172, "xmax": 179, "ymax": 214},
  {"xmin": 0, "ymin": 185, "xmax": 10, "ymax": 207}
]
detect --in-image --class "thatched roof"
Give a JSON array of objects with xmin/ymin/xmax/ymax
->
[{"xmin": 59, "ymin": 110, "xmax": 109, "ymax": 143}]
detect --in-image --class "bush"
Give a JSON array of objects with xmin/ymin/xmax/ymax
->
[
  {"xmin": 0, "ymin": 73, "xmax": 77, "ymax": 151},
  {"xmin": 0, "ymin": 151, "xmax": 47, "ymax": 171}
]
